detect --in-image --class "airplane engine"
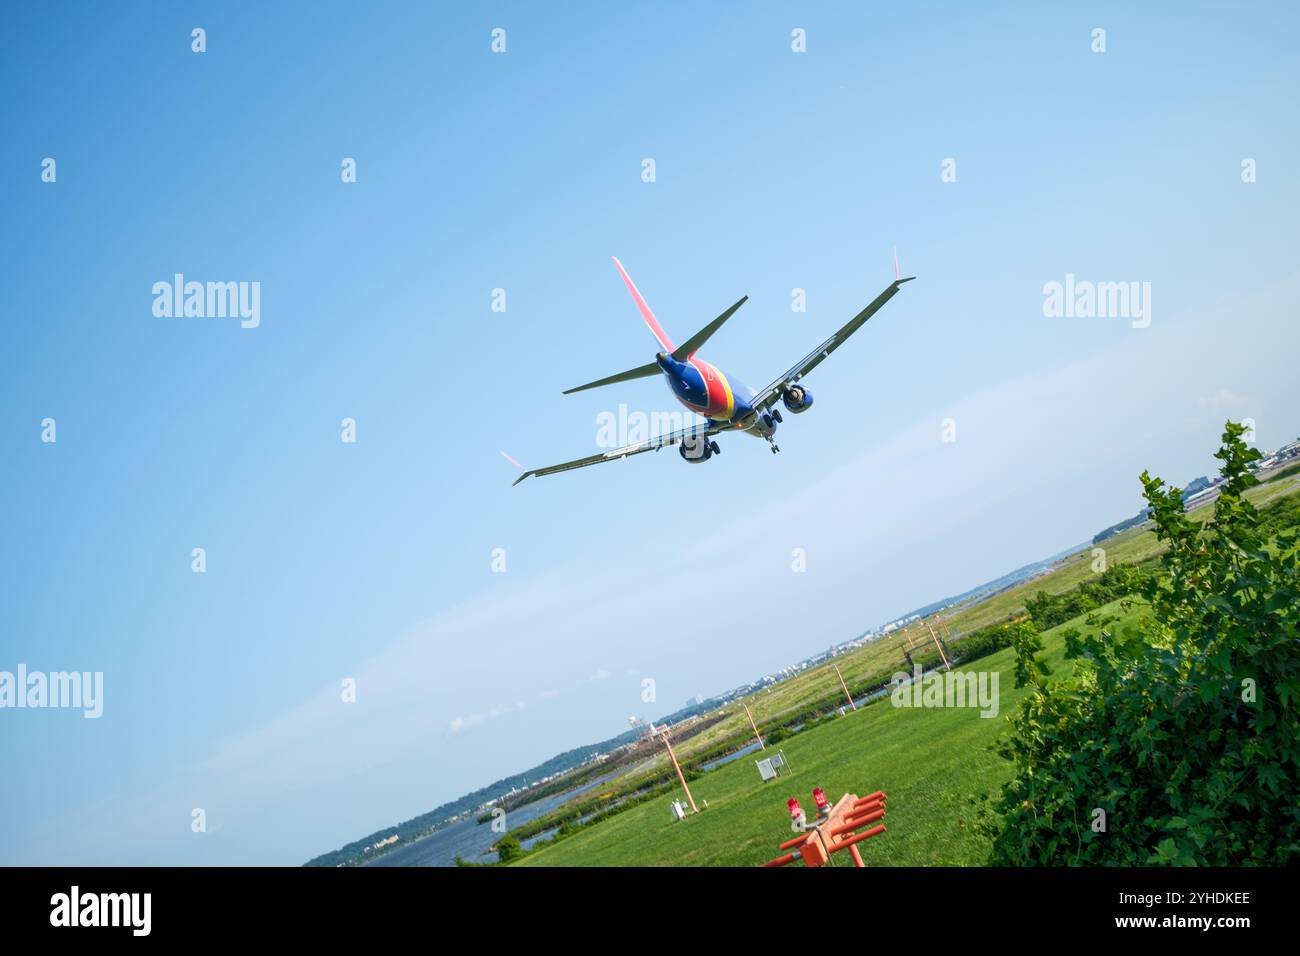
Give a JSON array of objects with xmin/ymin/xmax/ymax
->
[
  {"xmin": 782, "ymin": 385, "xmax": 814, "ymax": 414},
  {"xmin": 679, "ymin": 437, "xmax": 720, "ymax": 463}
]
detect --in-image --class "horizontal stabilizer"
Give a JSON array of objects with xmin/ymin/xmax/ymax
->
[
  {"xmin": 562, "ymin": 360, "xmax": 661, "ymax": 395},
  {"xmin": 671, "ymin": 295, "xmax": 748, "ymax": 362}
]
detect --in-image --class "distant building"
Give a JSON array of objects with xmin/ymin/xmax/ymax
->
[
  {"xmin": 1180, "ymin": 476, "xmax": 1212, "ymax": 500},
  {"xmin": 364, "ymin": 834, "xmax": 399, "ymax": 853}
]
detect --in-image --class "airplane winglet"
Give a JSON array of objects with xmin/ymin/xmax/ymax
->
[
  {"xmin": 891, "ymin": 248, "xmax": 915, "ymax": 286},
  {"xmin": 502, "ymin": 450, "xmax": 535, "ymax": 485}
]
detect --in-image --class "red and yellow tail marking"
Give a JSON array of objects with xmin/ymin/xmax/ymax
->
[{"xmin": 692, "ymin": 360, "xmax": 735, "ymax": 420}]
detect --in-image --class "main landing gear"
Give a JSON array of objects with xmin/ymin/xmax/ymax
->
[{"xmin": 761, "ymin": 408, "xmax": 782, "ymax": 453}]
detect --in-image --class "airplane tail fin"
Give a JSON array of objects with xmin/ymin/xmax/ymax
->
[
  {"xmin": 570, "ymin": 257, "xmax": 746, "ymax": 395},
  {"xmin": 612, "ymin": 257, "xmax": 676, "ymax": 351}
]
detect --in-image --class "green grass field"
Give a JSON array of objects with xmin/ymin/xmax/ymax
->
[
  {"xmin": 579, "ymin": 473, "xmax": 1300, "ymax": 778},
  {"xmin": 515, "ymin": 597, "xmax": 1150, "ymax": 866},
  {"xmin": 500, "ymin": 470, "xmax": 1299, "ymax": 864}
]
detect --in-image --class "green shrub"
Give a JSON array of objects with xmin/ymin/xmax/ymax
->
[
  {"xmin": 983, "ymin": 423, "xmax": 1300, "ymax": 865},
  {"xmin": 494, "ymin": 835, "xmax": 524, "ymax": 863},
  {"xmin": 763, "ymin": 726, "xmax": 794, "ymax": 746},
  {"xmin": 1023, "ymin": 563, "xmax": 1157, "ymax": 632}
]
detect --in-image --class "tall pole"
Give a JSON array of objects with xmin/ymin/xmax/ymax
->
[
  {"xmin": 742, "ymin": 702, "xmax": 765, "ymax": 750},
  {"xmin": 833, "ymin": 664, "xmax": 857, "ymax": 711},
  {"xmin": 661, "ymin": 731, "xmax": 698, "ymax": 813},
  {"xmin": 922, "ymin": 617, "xmax": 951, "ymax": 671},
  {"xmin": 937, "ymin": 617, "xmax": 956, "ymax": 662}
]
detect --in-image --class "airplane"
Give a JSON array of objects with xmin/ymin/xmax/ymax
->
[{"xmin": 508, "ymin": 256, "xmax": 914, "ymax": 485}]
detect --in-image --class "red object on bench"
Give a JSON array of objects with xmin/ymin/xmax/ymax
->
[{"xmin": 760, "ymin": 788, "xmax": 888, "ymax": 868}]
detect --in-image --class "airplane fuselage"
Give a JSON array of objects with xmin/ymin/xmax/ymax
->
[{"xmin": 655, "ymin": 351, "xmax": 769, "ymax": 435}]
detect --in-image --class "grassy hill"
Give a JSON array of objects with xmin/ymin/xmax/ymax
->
[
  {"xmin": 514, "ymin": 597, "xmax": 1149, "ymax": 866},
  {"xmin": 492, "ymin": 471, "xmax": 1300, "ymax": 856},
  {"xmin": 575, "ymin": 472, "xmax": 1300, "ymax": 780}
]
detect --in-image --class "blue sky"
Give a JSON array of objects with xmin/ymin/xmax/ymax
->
[{"xmin": 2, "ymin": 2, "xmax": 1298, "ymax": 864}]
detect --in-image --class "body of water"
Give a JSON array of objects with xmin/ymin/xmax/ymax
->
[
  {"xmin": 700, "ymin": 739, "xmax": 765, "ymax": 771},
  {"xmin": 366, "ymin": 769, "xmax": 621, "ymax": 867}
]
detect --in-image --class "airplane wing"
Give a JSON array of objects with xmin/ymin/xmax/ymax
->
[
  {"xmin": 745, "ymin": 276, "xmax": 915, "ymax": 416},
  {"xmin": 511, "ymin": 419, "xmax": 724, "ymax": 485}
]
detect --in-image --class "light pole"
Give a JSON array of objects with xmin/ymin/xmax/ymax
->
[
  {"xmin": 742, "ymin": 702, "xmax": 766, "ymax": 750},
  {"xmin": 658, "ymin": 728, "xmax": 698, "ymax": 813},
  {"xmin": 922, "ymin": 617, "xmax": 951, "ymax": 671},
  {"xmin": 833, "ymin": 664, "xmax": 857, "ymax": 711}
]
